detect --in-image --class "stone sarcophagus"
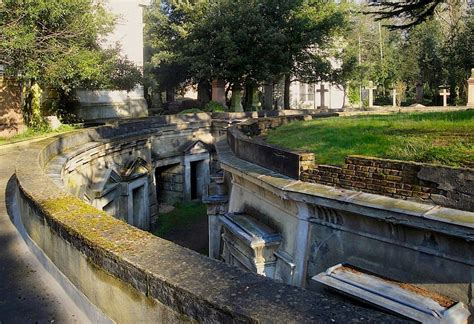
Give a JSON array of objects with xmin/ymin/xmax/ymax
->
[{"xmin": 220, "ymin": 213, "xmax": 282, "ymax": 278}]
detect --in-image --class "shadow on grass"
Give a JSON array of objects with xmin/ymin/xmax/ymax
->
[{"xmin": 152, "ymin": 202, "xmax": 209, "ymax": 255}]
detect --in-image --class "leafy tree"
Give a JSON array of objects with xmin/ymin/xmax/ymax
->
[
  {"xmin": 0, "ymin": 0, "xmax": 142, "ymax": 127},
  {"xmin": 369, "ymin": 0, "xmax": 446, "ymax": 29},
  {"xmin": 146, "ymin": 0, "xmax": 348, "ymax": 109},
  {"xmin": 145, "ymin": 0, "xmax": 210, "ymax": 104}
]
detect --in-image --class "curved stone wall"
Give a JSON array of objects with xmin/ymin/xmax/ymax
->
[{"xmin": 14, "ymin": 113, "xmax": 398, "ymax": 322}]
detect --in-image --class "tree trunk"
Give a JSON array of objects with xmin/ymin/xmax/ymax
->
[
  {"xmin": 284, "ymin": 74, "xmax": 291, "ymax": 109},
  {"xmin": 197, "ymin": 80, "xmax": 211, "ymax": 106}
]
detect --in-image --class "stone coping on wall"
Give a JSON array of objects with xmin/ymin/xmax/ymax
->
[
  {"xmin": 216, "ymin": 137, "xmax": 474, "ymax": 243},
  {"xmin": 226, "ymin": 114, "xmax": 337, "ymax": 179},
  {"xmin": 14, "ymin": 115, "xmax": 402, "ymax": 322}
]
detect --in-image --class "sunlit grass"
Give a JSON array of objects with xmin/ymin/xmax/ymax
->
[
  {"xmin": 0, "ymin": 124, "xmax": 79, "ymax": 146},
  {"xmin": 266, "ymin": 110, "xmax": 473, "ymax": 168}
]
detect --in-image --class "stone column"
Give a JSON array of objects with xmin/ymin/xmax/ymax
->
[
  {"xmin": 415, "ymin": 82, "xmax": 423, "ymax": 103},
  {"xmin": 203, "ymin": 180, "xmax": 229, "ymax": 260},
  {"xmin": 250, "ymin": 87, "xmax": 261, "ymax": 111},
  {"xmin": 205, "ymin": 198, "xmax": 228, "ymax": 260},
  {"xmin": 292, "ymin": 203, "xmax": 311, "ymax": 288},
  {"xmin": 467, "ymin": 68, "xmax": 474, "ymax": 108},
  {"xmin": 392, "ymin": 89, "xmax": 397, "ymax": 107},
  {"xmin": 229, "ymin": 85, "xmax": 243, "ymax": 112},
  {"xmin": 263, "ymin": 82, "xmax": 274, "ymax": 110},
  {"xmin": 211, "ymin": 79, "xmax": 226, "ymax": 106}
]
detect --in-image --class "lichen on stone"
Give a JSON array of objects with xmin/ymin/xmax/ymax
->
[{"xmin": 40, "ymin": 196, "xmax": 152, "ymax": 254}]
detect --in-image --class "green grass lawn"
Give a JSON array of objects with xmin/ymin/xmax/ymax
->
[
  {"xmin": 0, "ymin": 124, "xmax": 79, "ymax": 146},
  {"xmin": 266, "ymin": 110, "xmax": 474, "ymax": 168},
  {"xmin": 152, "ymin": 202, "xmax": 207, "ymax": 237}
]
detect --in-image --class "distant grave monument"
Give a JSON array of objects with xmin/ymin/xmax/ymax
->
[
  {"xmin": 230, "ymin": 86, "xmax": 244, "ymax": 112},
  {"xmin": 467, "ymin": 68, "xmax": 474, "ymax": 108},
  {"xmin": 392, "ymin": 88, "xmax": 397, "ymax": 107},
  {"xmin": 366, "ymin": 81, "xmax": 377, "ymax": 108},
  {"xmin": 415, "ymin": 82, "xmax": 424, "ymax": 103},
  {"xmin": 316, "ymin": 84, "xmax": 329, "ymax": 110},
  {"xmin": 439, "ymin": 88, "xmax": 450, "ymax": 107},
  {"xmin": 211, "ymin": 79, "xmax": 226, "ymax": 107}
]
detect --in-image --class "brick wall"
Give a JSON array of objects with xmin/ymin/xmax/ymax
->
[{"xmin": 301, "ymin": 155, "xmax": 450, "ymax": 203}]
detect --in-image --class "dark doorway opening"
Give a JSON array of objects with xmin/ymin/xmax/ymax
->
[{"xmin": 191, "ymin": 161, "xmax": 198, "ymax": 200}]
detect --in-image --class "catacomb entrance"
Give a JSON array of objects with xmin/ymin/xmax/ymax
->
[{"xmin": 190, "ymin": 160, "xmax": 206, "ymax": 200}]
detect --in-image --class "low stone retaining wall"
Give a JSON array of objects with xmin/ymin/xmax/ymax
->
[
  {"xmin": 301, "ymin": 155, "xmax": 473, "ymax": 212},
  {"xmin": 226, "ymin": 114, "xmax": 338, "ymax": 178},
  {"xmin": 14, "ymin": 112, "xmax": 397, "ymax": 322}
]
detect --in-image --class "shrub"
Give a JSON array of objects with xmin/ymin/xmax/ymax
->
[
  {"xmin": 204, "ymin": 101, "xmax": 226, "ymax": 112},
  {"xmin": 179, "ymin": 108, "xmax": 203, "ymax": 114}
]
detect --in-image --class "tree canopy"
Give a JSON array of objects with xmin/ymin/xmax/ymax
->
[
  {"xmin": 0, "ymin": 0, "xmax": 142, "ymax": 126},
  {"xmin": 340, "ymin": 0, "xmax": 472, "ymax": 106},
  {"xmin": 145, "ymin": 0, "xmax": 348, "ymax": 108}
]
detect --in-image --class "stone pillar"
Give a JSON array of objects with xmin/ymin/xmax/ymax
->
[
  {"xmin": 292, "ymin": 203, "xmax": 311, "ymax": 288},
  {"xmin": 165, "ymin": 88, "xmax": 175, "ymax": 102},
  {"xmin": 250, "ymin": 87, "xmax": 261, "ymax": 111},
  {"xmin": 367, "ymin": 81, "xmax": 376, "ymax": 108},
  {"xmin": 230, "ymin": 86, "xmax": 243, "ymax": 112},
  {"xmin": 211, "ymin": 79, "xmax": 226, "ymax": 106},
  {"xmin": 206, "ymin": 201, "xmax": 227, "ymax": 260},
  {"xmin": 203, "ymin": 180, "xmax": 229, "ymax": 260},
  {"xmin": 392, "ymin": 89, "xmax": 397, "ymax": 107},
  {"xmin": 263, "ymin": 82, "xmax": 274, "ymax": 110},
  {"xmin": 467, "ymin": 68, "xmax": 474, "ymax": 108},
  {"xmin": 415, "ymin": 82, "xmax": 423, "ymax": 103}
]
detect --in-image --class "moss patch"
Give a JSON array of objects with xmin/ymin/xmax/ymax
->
[{"xmin": 41, "ymin": 196, "xmax": 152, "ymax": 254}]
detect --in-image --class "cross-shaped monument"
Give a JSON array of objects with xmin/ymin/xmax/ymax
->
[
  {"xmin": 439, "ymin": 88, "xmax": 450, "ymax": 107},
  {"xmin": 367, "ymin": 81, "xmax": 377, "ymax": 108},
  {"xmin": 317, "ymin": 83, "xmax": 329, "ymax": 110},
  {"xmin": 392, "ymin": 88, "xmax": 397, "ymax": 107}
]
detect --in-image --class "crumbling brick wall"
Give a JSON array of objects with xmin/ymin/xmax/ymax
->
[{"xmin": 301, "ymin": 155, "xmax": 473, "ymax": 211}]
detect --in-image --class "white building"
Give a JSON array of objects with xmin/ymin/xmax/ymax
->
[
  {"xmin": 75, "ymin": 0, "xmax": 149, "ymax": 121},
  {"xmin": 288, "ymin": 81, "xmax": 347, "ymax": 110}
]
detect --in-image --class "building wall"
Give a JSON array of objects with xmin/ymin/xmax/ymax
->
[
  {"xmin": 0, "ymin": 77, "xmax": 25, "ymax": 137},
  {"xmin": 289, "ymin": 81, "xmax": 346, "ymax": 110},
  {"xmin": 75, "ymin": 0, "xmax": 149, "ymax": 121}
]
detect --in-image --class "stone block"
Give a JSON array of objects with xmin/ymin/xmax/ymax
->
[{"xmin": 386, "ymin": 175, "xmax": 402, "ymax": 182}]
